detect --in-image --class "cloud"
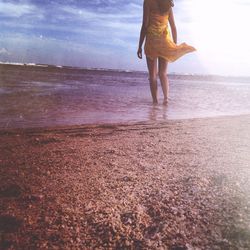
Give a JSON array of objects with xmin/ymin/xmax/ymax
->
[
  {"xmin": 0, "ymin": 48, "xmax": 11, "ymax": 55},
  {"xmin": 0, "ymin": 2, "xmax": 38, "ymax": 18},
  {"xmin": 59, "ymin": 3, "xmax": 141, "ymax": 23}
]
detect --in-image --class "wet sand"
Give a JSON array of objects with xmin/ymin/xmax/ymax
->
[{"xmin": 1, "ymin": 115, "xmax": 250, "ymax": 249}]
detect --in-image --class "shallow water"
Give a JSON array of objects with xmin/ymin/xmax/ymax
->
[{"xmin": 1, "ymin": 64, "xmax": 250, "ymax": 129}]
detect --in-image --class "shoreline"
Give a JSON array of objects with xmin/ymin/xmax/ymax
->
[
  {"xmin": 1, "ymin": 114, "xmax": 250, "ymax": 249},
  {"xmin": 1, "ymin": 112, "xmax": 250, "ymax": 134}
]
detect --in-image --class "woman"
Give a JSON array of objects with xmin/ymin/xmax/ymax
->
[{"xmin": 137, "ymin": 0, "xmax": 196, "ymax": 104}]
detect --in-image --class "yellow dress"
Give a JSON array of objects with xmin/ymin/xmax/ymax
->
[{"xmin": 144, "ymin": 3, "xmax": 196, "ymax": 62}]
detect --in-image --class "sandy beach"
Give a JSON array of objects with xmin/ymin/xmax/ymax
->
[{"xmin": 1, "ymin": 115, "xmax": 250, "ymax": 249}]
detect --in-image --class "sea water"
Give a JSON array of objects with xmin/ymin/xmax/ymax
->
[{"xmin": 1, "ymin": 63, "xmax": 250, "ymax": 129}]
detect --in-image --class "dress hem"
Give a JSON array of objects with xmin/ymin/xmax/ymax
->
[{"xmin": 144, "ymin": 48, "xmax": 196, "ymax": 63}]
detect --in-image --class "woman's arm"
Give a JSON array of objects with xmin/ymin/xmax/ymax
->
[
  {"xmin": 137, "ymin": 0, "xmax": 150, "ymax": 59},
  {"xmin": 168, "ymin": 7, "xmax": 177, "ymax": 44}
]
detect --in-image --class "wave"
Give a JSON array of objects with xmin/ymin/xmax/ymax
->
[{"xmin": 0, "ymin": 61, "xmax": 63, "ymax": 69}]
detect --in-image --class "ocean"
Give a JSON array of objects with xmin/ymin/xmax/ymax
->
[{"xmin": 1, "ymin": 63, "xmax": 250, "ymax": 129}]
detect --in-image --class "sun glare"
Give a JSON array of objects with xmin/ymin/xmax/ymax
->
[{"xmin": 186, "ymin": 0, "xmax": 250, "ymax": 75}]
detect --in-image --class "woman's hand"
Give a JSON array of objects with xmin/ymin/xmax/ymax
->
[{"xmin": 137, "ymin": 47, "xmax": 142, "ymax": 59}]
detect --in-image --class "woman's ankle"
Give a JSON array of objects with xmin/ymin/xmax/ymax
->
[
  {"xmin": 153, "ymin": 99, "xmax": 158, "ymax": 104},
  {"xmin": 163, "ymin": 97, "xmax": 168, "ymax": 105}
]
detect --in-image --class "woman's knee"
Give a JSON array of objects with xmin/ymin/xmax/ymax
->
[{"xmin": 148, "ymin": 74, "xmax": 157, "ymax": 83}]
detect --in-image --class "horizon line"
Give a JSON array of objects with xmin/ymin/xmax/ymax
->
[{"xmin": 1, "ymin": 61, "xmax": 250, "ymax": 79}]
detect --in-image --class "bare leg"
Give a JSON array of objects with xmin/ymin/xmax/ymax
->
[
  {"xmin": 158, "ymin": 57, "xmax": 169, "ymax": 104},
  {"xmin": 146, "ymin": 57, "xmax": 158, "ymax": 104}
]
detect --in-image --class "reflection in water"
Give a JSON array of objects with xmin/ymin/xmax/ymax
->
[
  {"xmin": 1, "ymin": 65, "xmax": 250, "ymax": 129},
  {"xmin": 148, "ymin": 104, "xmax": 168, "ymax": 122}
]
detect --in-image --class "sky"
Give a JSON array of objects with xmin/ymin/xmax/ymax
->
[{"xmin": 0, "ymin": 0, "xmax": 250, "ymax": 76}]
